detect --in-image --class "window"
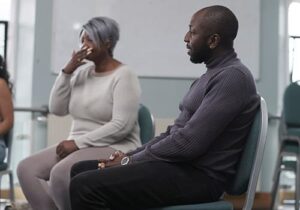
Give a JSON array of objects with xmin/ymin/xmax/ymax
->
[
  {"xmin": 288, "ymin": 2, "xmax": 300, "ymax": 82},
  {"xmin": 0, "ymin": 0, "xmax": 12, "ymax": 21},
  {"xmin": 0, "ymin": 0, "xmax": 11, "ymax": 59},
  {"xmin": 0, "ymin": 21, "xmax": 8, "ymax": 59}
]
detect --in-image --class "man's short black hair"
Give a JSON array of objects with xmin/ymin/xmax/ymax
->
[{"xmin": 201, "ymin": 5, "xmax": 239, "ymax": 48}]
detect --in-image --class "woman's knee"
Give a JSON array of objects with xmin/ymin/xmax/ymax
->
[
  {"xmin": 17, "ymin": 157, "xmax": 34, "ymax": 180},
  {"xmin": 17, "ymin": 146, "xmax": 58, "ymax": 181},
  {"xmin": 49, "ymin": 162, "xmax": 69, "ymax": 188}
]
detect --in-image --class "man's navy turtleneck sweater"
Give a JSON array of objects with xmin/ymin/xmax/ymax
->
[{"xmin": 129, "ymin": 50, "xmax": 260, "ymax": 184}]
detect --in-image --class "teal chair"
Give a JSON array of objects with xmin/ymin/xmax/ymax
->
[
  {"xmin": 152, "ymin": 97, "xmax": 268, "ymax": 210},
  {"xmin": 271, "ymin": 81, "xmax": 300, "ymax": 210},
  {"xmin": 138, "ymin": 104, "xmax": 155, "ymax": 145},
  {"xmin": 0, "ymin": 129, "xmax": 15, "ymax": 203}
]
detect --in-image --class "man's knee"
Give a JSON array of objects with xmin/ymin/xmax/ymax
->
[
  {"xmin": 70, "ymin": 172, "xmax": 109, "ymax": 209},
  {"xmin": 69, "ymin": 175, "xmax": 83, "ymax": 195},
  {"xmin": 70, "ymin": 161, "xmax": 84, "ymax": 178},
  {"xmin": 69, "ymin": 175, "xmax": 85, "ymax": 209},
  {"xmin": 69, "ymin": 173, "xmax": 93, "ymax": 201},
  {"xmin": 70, "ymin": 160, "xmax": 99, "ymax": 178}
]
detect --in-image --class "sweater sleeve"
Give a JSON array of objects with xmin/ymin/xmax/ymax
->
[
  {"xmin": 126, "ymin": 106, "xmax": 184, "ymax": 155},
  {"xmin": 74, "ymin": 69, "xmax": 141, "ymax": 148},
  {"xmin": 49, "ymin": 71, "xmax": 73, "ymax": 116},
  {"xmin": 131, "ymin": 69, "xmax": 248, "ymax": 163},
  {"xmin": 127, "ymin": 125, "xmax": 173, "ymax": 155}
]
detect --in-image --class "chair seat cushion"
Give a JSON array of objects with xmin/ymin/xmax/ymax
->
[{"xmin": 152, "ymin": 201, "xmax": 233, "ymax": 210}]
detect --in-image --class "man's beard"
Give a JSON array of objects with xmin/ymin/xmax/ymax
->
[{"xmin": 189, "ymin": 46, "xmax": 211, "ymax": 64}]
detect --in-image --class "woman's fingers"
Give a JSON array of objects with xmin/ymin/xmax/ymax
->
[
  {"xmin": 108, "ymin": 150, "xmax": 125, "ymax": 161},
  {"xmin": 57, "ymin": 147, "xmax": 64, "ymax": 158},
  {"xmin": 56, "ymin": 143, "xmax": 62, "ymax": 155},
  {"xmin": 74, "ymin": 48, "xmax": 92, "ymax": 62},
  {"xmin": 87, "ymin": 48, "xmax": 93, "ymax": 55},
  {"xmin": 109, "ymin": 154, "xmax": 115, "ymax": 160}
]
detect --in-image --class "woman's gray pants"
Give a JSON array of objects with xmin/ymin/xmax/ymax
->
[{"xmin": 17, "ymin": 145, "xmax": 115, "ymax": 210}]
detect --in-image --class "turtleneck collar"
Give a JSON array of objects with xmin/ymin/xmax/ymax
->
[{"xmin": 205, "ymin": 49, "xmax": 237, "ymax": 70}]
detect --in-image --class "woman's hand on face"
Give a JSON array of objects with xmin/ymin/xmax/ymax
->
[{"xmin": 62, "ymin": 46, "xmax": 92, "ymax": 74}]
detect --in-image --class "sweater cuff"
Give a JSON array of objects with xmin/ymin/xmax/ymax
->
[
  {"xmin": 73, "ymin": 136, "xmax": 88, "ymax": 149},
  {"xmin": 126, "ymin": 148, "xmax": 140, "ymax": 156},
  {"xmin": 130, "ymin": 150, "xmax": 153, "ymax": 163},
  {"xmin": 60, "ymin": 70, "xmax": 73, "ymax": 78}
]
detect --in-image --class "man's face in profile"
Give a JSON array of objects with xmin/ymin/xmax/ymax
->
[{"xmin": 184, "ymin": 13, "xmax": 211, "ymax": 64}]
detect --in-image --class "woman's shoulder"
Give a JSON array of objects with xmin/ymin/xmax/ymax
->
[
  {"xmin": 70, "ymin": 63, "xmax": 94, "ymax": 81},
  {"xmin": 0, "ymin": 78, "xmax": 10, "ymax": 90},
  {"xmin": 0, "ymin": 78, "xmax": 11, "ymax": 99},
  {"xmin": 114, "ymin": 65, "xmax": 138, "ymax": 79},
  {"xmin": 0, "ymin": 78, "xmax": 7, "ymax": 85}
]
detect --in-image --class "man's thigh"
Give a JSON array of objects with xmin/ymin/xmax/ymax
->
[{"xmin": 70, "ymin": 161, "xmax": 224, "ymax": 209}]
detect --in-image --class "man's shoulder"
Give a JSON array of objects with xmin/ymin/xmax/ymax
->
[
  {"xmin": 206, "ymin": 63, "xmax": 256, "ymax": 94},
  {"xmin": 214, "ymin": 60, "xmax": 254, "ymax": 82}
]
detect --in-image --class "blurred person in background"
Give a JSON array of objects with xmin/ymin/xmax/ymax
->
[{"xmin": 0, "ymin": 54, "xmax": 13, "ymax": 164}]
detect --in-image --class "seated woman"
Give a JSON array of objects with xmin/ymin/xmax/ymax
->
[
  {"xmin": 17, "ymin": 17, "xmax": 141, "ymax": 210},
  {"xmin": 0, "ymin": 55, "xmax": 13, "ymax": 164}
]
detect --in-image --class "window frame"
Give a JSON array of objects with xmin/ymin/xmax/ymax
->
[
  {"xmin": 288, "ymin": 0, "xmax": 300, "ymax": 82},
  {"xmin": 0, "ymin": 21, "xmax": 8, "ymax": 60}
]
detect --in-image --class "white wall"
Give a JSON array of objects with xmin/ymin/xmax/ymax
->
[{"xmin": 51, "ymin": 0, "xmax": 260, "ymax": 79}]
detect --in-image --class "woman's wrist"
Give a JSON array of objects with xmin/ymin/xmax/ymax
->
[{"xmin": 62, "ymin": 69, "xmax": 73, "ymax": 74}]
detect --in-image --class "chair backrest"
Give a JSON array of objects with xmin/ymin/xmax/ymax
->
[
  {"xmin": 226, "ymin": 97, "xmax": 268, "ymax": 210},
  {"xmin": 138, "ymin": 104, "xmax": 155, "ymax": 145},
  {"xmin": 283, "ymin": 81, "xmax": 300, "ymax": 127}
]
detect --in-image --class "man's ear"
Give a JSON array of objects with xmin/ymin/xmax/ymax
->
[{"xmin": 208, "ymin": 34, "xmax": 221, "ymax": 49}]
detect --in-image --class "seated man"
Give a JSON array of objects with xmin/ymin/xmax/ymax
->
[{"xmin": 69, "ymin": 5, "xmax": 260, "ymax": 210}]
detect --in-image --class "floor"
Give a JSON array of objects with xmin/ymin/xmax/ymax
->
[
  {"xmin": 0, "ymin": 202, "xmax": 10, "ymax": 210},
  {"xmin": 2, "ymin": 199, "xmax": 294, "ymax": 210},
  {"xmin": 0, "ymin": 201, "xmax": 31, "ymax": 210},
  {"xmin": 278, "ymin": 200, "xmax": 300, "ymax": 210},
  {"xmin": 0, "ymin": 186, "xmax": 29, "ymax": 210},
  {"xmin": 0, "ymin": 189, "xmax": 298, "ymax": 210}
]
